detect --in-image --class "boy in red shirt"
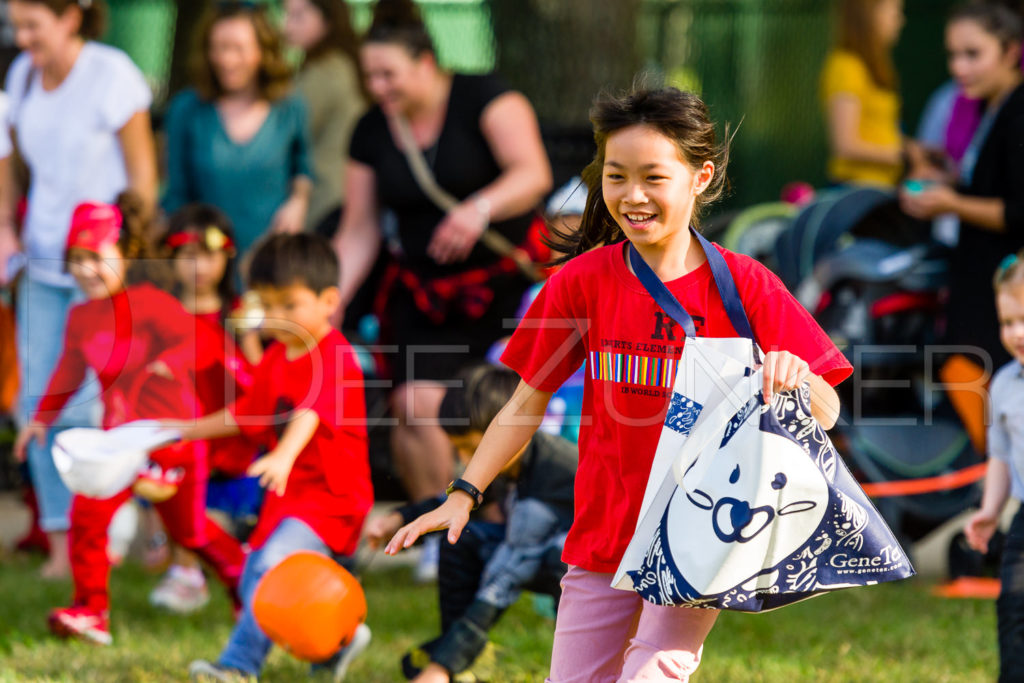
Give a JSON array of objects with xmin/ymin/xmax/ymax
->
[{"xmin": 185, "ymin": 233, "xmax": 373, "ymax": 682}]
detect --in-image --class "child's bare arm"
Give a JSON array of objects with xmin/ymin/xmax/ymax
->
[
  {"xmin": 965, "ymin": 458, "xmax": 1011, "ymax": 553},
  {"xmin": 248, "ymin": 409, "xmax": 319, "ymax": 496},
  {"xmin": 179, "ymin": 409, "xmax": 242, "ymax": 442},
  {"xmin": 807, "ymin": 374, "xmax": 840, "ymax": 429},
  {"xmin": 978, "ymin": 458, "xmax": 1012, "ymax": 518},
  {"xmin": 386, "ymin": 380, "xmax": 552, "ymax": 553}
]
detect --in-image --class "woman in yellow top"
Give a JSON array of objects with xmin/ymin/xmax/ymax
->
[{"xmin": 820, "ymin": 0, "xmax": 905, "ymax": 186}]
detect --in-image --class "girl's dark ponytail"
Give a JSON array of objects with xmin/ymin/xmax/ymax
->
[
  {"xmin": 552, "ymin": 160, "xmax": 625, "ymax": 259},
  {"xmin": 114, "ymin": 191, "xmax": 170, "ymax": 288},
  {"xmin": 114, "ymin": 191, "xmax": 150, "ymax": 261}
]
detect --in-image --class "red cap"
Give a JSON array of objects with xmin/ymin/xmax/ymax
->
[{"xmin": 66, "ymin": 202, "xmax": 122, "ymax": 255}]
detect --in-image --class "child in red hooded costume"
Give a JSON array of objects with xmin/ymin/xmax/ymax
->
[{"xmin": 14, "ymin": 194, "xmax": 247, "ymax": 645}]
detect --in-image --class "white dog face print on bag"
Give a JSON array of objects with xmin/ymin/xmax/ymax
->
[{"xmin": 663, "ymin": 402, "xmax": 830, "ymax": 596}]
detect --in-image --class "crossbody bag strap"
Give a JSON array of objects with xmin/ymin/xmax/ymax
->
[
  {"xmin": 628, "ymin": 243, "xmax": 698, "ymax": 338},
  {"xmin": 691, "ymin": 229, "xmax": 756, "ymax": 342},
  {"xmin": 392, "ymin": 114, "xmax": 543, "ymax": 282},
  {"xmin": 628, "ymin": 228, "xmax": 756, "ymax": 342},
  {"xmin": 392, "ymin": 114, "xmax": 460, "ymax": 212},
  {"xmin": 8, "ymin": 66, "xmax": 36, "ymax": 202}
]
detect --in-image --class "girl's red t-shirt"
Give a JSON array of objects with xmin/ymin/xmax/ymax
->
[
  {"xmin": 193, "ymin": 308, "xmax": 257, "ymax": 477},
  {"xmin": 500, "ymin": 242, "xmax": 853, "ymax": 573}
]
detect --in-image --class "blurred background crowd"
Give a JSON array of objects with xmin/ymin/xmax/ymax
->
[{"xmin": 0, "ymin": 0, "xmax": 1022, "ymax": 678}]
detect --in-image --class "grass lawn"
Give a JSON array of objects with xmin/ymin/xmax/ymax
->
[{"xmin": 0, "ymin": 552, "xmax": 999, "ymax": 682}]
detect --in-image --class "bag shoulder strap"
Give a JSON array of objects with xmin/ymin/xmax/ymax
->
[
  {"xmin": 628, "ymin": 243, "xmax": 698, "ymax": 338},
  {"xmin": 628, "ymin": 229, "xmax": 755, "ymax": 341},
  {"xmin": 9, "ymin": 64, "xmax": 35, "ymax": 131},
  {"xmin": 692, "ymin": 230, "xmax": 756, "ymax": 341},
  {"xmin": 8, "ymin": 66, "xmax": 36, "ymax": 201},
  {"xmin": 392, "ymin": 114, "xmax": 543, "ymax": 282},
  {"xmin": 393, "ymin": 114, "xmax": 460, "ymax": 212}
]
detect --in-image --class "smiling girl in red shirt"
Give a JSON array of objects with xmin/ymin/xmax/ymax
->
[
  {"xmin": 386, "ymin": 88, "xmax": 852, "ymax": 682},
  {"xmin": 14, "ymin": 194, "xmax": 247, "ymax": 645}
]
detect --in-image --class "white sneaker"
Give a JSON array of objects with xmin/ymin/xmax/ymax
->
[
  {"xmin": 150, "ymin": 565, "xmax": 210, "ymax": 613},
  {"xmin": 332, "ymin": 623, "xmax": 372, "ymax": 682},
  {"xmin": 188, "ymin": 660, "xmax": 256, "ymax": 682},
  {"xmin": 414, "ymin": 534, "xmax": 440, "ymax": 584},
  {"xmin": 49, "ymin": 606, "xmax": 112, "ymax": 646}
]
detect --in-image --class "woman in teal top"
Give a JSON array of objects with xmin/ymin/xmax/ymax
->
[{"xmin": 162, "ymin": 2, "xmax": 312, "ymax": 256}]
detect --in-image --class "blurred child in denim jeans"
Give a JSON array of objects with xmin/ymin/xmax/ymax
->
[{"xmin": 366, "ymin": 364, "xmax": 576, "ymax": 682}]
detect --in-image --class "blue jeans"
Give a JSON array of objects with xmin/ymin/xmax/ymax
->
[
  {"xmin": 438, "ymin": 501, "xmax": 567, "ymax": 630},
  {"xmin": 219, "ymin": 517, "xmax": 329, "ymax": 674},
  {"xmin": 16, "ymin": 275, "xmax": 100, "ymax": 531},
  {"xmin": 476, "ymin": 498, "xmax": 563, "ymax": 609},
  {"xmin": 425, "ymin": 499, "xmax": 567, "ymax": 674}
]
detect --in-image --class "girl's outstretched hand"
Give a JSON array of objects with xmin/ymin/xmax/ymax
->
[
  {"xmin": 762, "ymin": 350, "xmax": 811, "ymax": 403},
  {"xmin": 385, "ymin": 494, "xmax": 475, "ymax": 555}
]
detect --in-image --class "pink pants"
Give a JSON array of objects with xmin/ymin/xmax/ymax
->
[{"xmin": 548, "ymin": 567, "xmax": 719, "ymax": 682}]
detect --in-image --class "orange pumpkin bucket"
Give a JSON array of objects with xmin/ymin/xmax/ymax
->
[{"xmin": 252, "ymin": 551, "xmax": 367, "ymax": 662}]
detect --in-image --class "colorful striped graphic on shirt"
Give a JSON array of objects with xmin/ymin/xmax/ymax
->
[{"xmin": 588, "ymin": 351, "xmax": 677, "ymax": 388}]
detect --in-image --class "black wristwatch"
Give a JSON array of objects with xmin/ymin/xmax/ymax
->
[{"xmin": 446, "ymin": 478, "xmax": 484, "ymax": 510}]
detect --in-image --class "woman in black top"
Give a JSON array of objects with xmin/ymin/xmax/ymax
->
[
  {"xmin": 333, "ymin": 0, "xmax": 551, "ymax": 506},
  {"xmin": 901, "ymin": 2, "xmax": 1024, "ymax": 367}
]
